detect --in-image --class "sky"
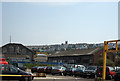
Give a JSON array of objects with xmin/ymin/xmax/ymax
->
[{"xmin": 1, "ymin": 2, "xmax": 118, "ymax": 46}]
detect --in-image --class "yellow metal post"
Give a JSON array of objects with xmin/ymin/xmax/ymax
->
[{"xmin": 102, "ymin": 41, "xmax": 107, "ymax": 81}]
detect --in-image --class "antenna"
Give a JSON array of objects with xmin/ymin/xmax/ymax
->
[{"xmin": 10, "ymin": 35, "xmax": 11, "ymax": 43}]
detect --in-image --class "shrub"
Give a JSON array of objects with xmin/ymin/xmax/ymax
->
[
  {"xmin": 97, "ymin": 58, "xmax": 115, "ymax": 67},
  {"xmin": 23, "ymin": 63, "xmax": 53, "ymax": 69}
]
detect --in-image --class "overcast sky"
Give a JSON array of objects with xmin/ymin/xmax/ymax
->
[{"xmin": 2, "ymin": 2, "xmax": 118, "ymax": 46}]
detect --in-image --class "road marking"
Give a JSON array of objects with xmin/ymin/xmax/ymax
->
[{"xmin": 0, "ymin": 75, "xmax": 22, "ymax": 77}]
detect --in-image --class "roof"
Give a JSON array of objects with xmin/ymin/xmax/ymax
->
[
  {"xmin": 37, "ymin": 54, "xmax": 47, "ymax": 57},
  {"xmin": 48, "ymin": 48, "xmax": 102, "ymax": 57},
  {"xmin": 2, "ymin": 43, "xmax": 34, "ymax": 53},
  {"xmin": 3, "ymin": 55, "xmax": 30, "ymax": 58}
]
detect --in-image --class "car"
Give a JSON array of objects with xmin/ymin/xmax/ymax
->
[
  {"xmin": 114, "ymin": 69, "xmax": 120, "ymax": 81},
  {"xmin": 73, "ymin": 67, "xmax": 86, "ymax": 77},
  {"xmin": 96, "ymin": 66, "xmax": 116, "ymax": 80},
  {"xmin": 0, "ymin": 64, "xmax": 34, "ymax": 81},
  {"xmin": 83, "ymin": 66, "xmax": 97, "ymax": 78},
  {"xmin": 37, "ymin": 66, "xmax": 47, "ymax": 73},
  {"xmin": 31, "ymin": 66, "xmax": 38, "ymax": 73},
  {"xmin": 63, "ymin": 67, "xmax": 76, "ymax": 76},
  {"xmin": 51, "ymin": 66, "xmax": 66, "ymax": 75},
  {"xmin": 45, "ymin": 66, "xmax": 53, "ymax": 74},
  {"xmin": 31, "ymin": 66, "xmax": 46, "ymax": 73},
  {"xmin": 11, "ymin": 62, "xmax": 27, "ymax": 71}
]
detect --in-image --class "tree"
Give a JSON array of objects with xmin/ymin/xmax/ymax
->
[{"xmin": 97, "ymin": 58, "xmax": 115, "ymax": 67}]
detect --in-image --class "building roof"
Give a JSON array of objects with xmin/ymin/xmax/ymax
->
[
  {"xmin": 48, "ymin": 48, "xmax": 102, "ymax": 57},
  {"xmin": 4, "ymin": 55, "xmax": 30, "ymax": 58},
  {"xmin": 2, "ymin": 43, "xmax": 34, "ymax": 53}
]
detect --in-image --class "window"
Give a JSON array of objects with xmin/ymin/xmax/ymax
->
[
  {"xmin": 2, "ymin": 48, "xmax": 7, "ymax": 53},
  {"xmin": 10, "ymin": 66, "xmax": 18, "ymax": 72},
  {"xmin": 16, "ymin": 46, "xmax": 20, "ymax": 53},
  {"xmin": 9, "ymin": 46, "xmax": 14, "ymax": 53},
  {"xmin": 22, "ymin": 49, "xmax": 26, "ymax": 54},
  {"xmin": 109, "ymin": 67, "xmax": 115, "ymax": 72}
]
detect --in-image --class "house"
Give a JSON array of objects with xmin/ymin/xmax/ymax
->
[
  {"xmin": 2, "ymin": 43, "xmax": 34, "ymax": 62},
  {"xmin": 48, "ymin": 47, "xmax": 115, "ymax": 66}
]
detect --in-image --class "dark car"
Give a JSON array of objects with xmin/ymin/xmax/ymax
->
[
  {"xmin": 83, "ymin": 66, "xmax": 97, "ymax": 78},
  {"xmin": 31, "ymin": 66, "xmax": 38, "ymax": 73},
  {"xmin": 31, "ymin": 66, "xmax": 46, "ymax": 73},
  {"xmin": 51, "ymin": 66, "xmax": 66, "ymax": 75},
  {"xmin": 37, "ymin": 66, "xmax": 47, "ymax": 73},
  {"xmin": 11, "ymin": 62, "xmax": 27, "ymax": 71},
  {"xmin": 0, "ymin": 64, "xmax": 33, "ymax": 81},
  {"xmin": 63, "ymin": 67, "xmax": 76, "ymax": 76},
  {"xmin": 73, "ymin": 67, "xmax": 85, "ymax": 77},
  {"xmin": 114, "ymin": 69, "xmax": 120, "ymax": 81},
  {"xmin": 45, "ymin": 66, "xmax": 53, "ymax": 74},
  {"xmin": 96, "ymin": 66, "xmax": 116, "ymax": 80}
]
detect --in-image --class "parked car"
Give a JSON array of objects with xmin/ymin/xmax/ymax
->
[
  {"xmin": 73, "ymin": 66, "xmax": 85, "ymax": 77},
  {"xmin": 31, "ymin": 66, "xmax": 46, "ymax": 73},
  {"xmin": 0, "ymin": 64, "xmax": 34, "ymax": 81},
  {"xmin": 31, "ymin": 66, "xmax": 38, "ymax": 73},
  {"xmin": 11, "ymin": 62, "xmax": 27, "ymax": 71},
  {"xmin": 96, "ymin": 66, "xmax": 116, "ymax": 80},
  {"xmin": 37, "ymin": 66, "xmax": 47, "ymax": 73},
  {"xmin": 45, "ymin": 66, "xmax": 53, "ymax": 74},
  {"xmin": 63, "ymin": 67, "xmax": 76, "ymax": 76},
  {"xmin": 114, "ymin": 69, "xmax": 120, "ymax": 81},
  {"xmin": 83, "ymin": 66, "xmax": 97, "ymax": 78},
  {"xmin": 51, "ymin": 66, "xmax": 66, "ymax": 75}
]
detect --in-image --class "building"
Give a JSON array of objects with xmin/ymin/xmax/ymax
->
[
  {"xmin": 34, "ymin": 54, "xmax": 48, "ymax": 62},
  {"xmin": 2, "ymin": 43, "xmax": 34, "ymax": 62},
  {"xmin": 48, "ymin": 48, "xmax": 115, "ymax": 66}
]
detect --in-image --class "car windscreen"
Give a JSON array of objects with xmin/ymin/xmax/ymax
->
[
  {"xmin": 66, "ymin": 68, "xmax": 72, "ymax": 70},
  {"xmin": 86, "ymin": 66, "xmax": 97, "ymax": 70},
  {"xmin": 18, "ymin": 63, "xmax": 24, "ymax": 67},
  {"xmin": 98, "ymin": 67, "xmax": 109, "ymax": 72}
]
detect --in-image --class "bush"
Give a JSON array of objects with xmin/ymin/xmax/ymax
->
[
  {"xmin": 97, "ymin": 58, "xmax": 115, "ymax": 67},
  {"xmin": 23, "ymin": 63, "xmax": 53, "ymax": 69}
]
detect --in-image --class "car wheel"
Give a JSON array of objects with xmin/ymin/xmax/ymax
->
[
  {"xmin": 74, "ymin": 75, "xmax": 77, "ymax": 77},
  {"xmin": 19, "ymin": 77, "xmax": 27, "ymax": 81},
  {"xmin": 108, "ymin": 75, "xmax": 112, "ymax": 80},
  {"xmin": 27, "ymin": 77, "xmax": 32, "ymax": 81},
  {"xmin": 63, "ymin": 73, "xmax": 66, "ymax": 76},
  {"xmin": 52, "ymin": 73, "xmax": 54, "ymax": 75},
  {"xmin": 83, "ymin": 75, "xmax": 86, "ymax": 78}
]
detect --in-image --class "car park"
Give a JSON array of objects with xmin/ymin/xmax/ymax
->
[
  {"xmin": 114, "ymin": 69, "xmax": 120, "ymax": 81},
  {"xmin": 96, "ymin": 66, "xmax": 116, "ymax": 80},
  {"xmin": 51, "ymin": 66, "xmax": 66, "ymax": 75},
  {"xmin": 0, "ymin": 64, "xmax": 34, "ymax": 81},
  {"xmin": 83, "ymin": 66, "xmax": 97, "ymax": 78}
]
